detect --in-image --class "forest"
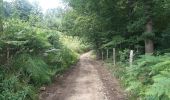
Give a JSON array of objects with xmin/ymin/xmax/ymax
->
[{"xmin": 0, "ymin": 0, "xmax": 170, "ymax": 100}]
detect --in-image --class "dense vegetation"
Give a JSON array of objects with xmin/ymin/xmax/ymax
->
[
  {"xmin": 62, "ymin": 0, "xmax": 170, "ymax": 99},
  {"xmin": 0, "ymin": 0, "xmax": 89, "ymax": 99},
  {"xmin": 1, "ymin": 0, "xmax": 170, "ymax": 99},
  {"xmin": 63, "ymin": 0, "xmax": 170, "ymax": 54}
]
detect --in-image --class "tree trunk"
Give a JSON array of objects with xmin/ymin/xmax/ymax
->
[
  {"xmin": 0, "ymin": 19, "xmax": 2, "ymax": 33},
  {"xmin": 127, "ymin": 0, "xmax": 134, "ymax": 19},
  {"xmin": 145, "ymin": 20, "xmax": 154, "ymax": 54},
  {"xmin": 145, "ymin": 39, "xmax": 154, "ymax": 54}
]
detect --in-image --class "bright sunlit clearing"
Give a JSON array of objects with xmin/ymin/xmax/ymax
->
[
  {"xmin": 29, "ymin": 0, "xmax": 66, "ymax": 11},
  {"xmin": 4, "ymin": 0, "xmax": 66, "ymax": 12}
]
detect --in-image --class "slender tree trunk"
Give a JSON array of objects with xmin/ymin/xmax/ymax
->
[
  {"xmin": 145, "ymin": 20, "xmax": 154, "ymax": 54},
  {"xmin": 0, "ymin": 19, "xmax": 2, "ymax": 33},
  {"xmin": 128, "ymin": 0, "xmax": 134, "ymax": 19}
]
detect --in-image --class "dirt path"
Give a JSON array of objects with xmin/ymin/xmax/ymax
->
[{"xmin": 39, "ymin": 52, "xmax": 126, "ymax": 100}]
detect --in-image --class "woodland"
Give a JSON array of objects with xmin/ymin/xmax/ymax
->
[{"xmin": 0, "ymin": 0, "xmax": 170, "ymax": 100}]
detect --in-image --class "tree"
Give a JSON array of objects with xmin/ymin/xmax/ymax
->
[
  {"xmin": 44, "ymin": 8, "xmax": 64, "ymax": 30},
  {"xmin": 63, "ymin": 0, "xmax": 170, "ymax": 55},
  {"xmin": 3, "ymin": 0, "xmax": 33, "ymax": 20},
  {"xmin": 143, "ymin": 0, "xmax": 154, "ymax": 54}
]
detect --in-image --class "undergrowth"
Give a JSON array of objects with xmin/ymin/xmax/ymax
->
[
  {"xmin": 0, "ymin": 19, "xmax": 89, "ymax": 100},
  {"xmin": 105, "ymin": 52, "xmax": 170, "ymax": 100}
]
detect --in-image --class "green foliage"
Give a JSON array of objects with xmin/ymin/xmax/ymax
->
[
  {"xmin": 3, "ymin": 0, "xmax": 170, "ymax": 99},
  {"xmin": 145, "ymin": 73, "xmax": 170, "ymax": 99},
  {"xmin": 0, "ymin": 0, "xmax": 2, "ymax": 33},
  {"xmin": 111, "ymin": 54, "xmax": 170, "ymax": 99},
  {"xmin": 0, "ymin": 72, "xmax": 37, "ymax": 100},
  {"xmin": 118, "ymin": 49, "xmax": 130, "ymax": 63},
  {"xmin": 64, "ymin": 0, "xmax": 170, "ymax": 55},
  {"xmin": 0, "ymin": 0, "xmax": 91, "ymax": 99},
  {"xmin": 60, "ymin": 35, "xmax": 91, "ymax": 54},
  {"xmin": 127, "ymin": 17, "xmax": 146, "ymax": 33},
  {"xmin": 101, "ymin": 36, "xmax": 125, "ymax": 49},
  {"xmin": 13, "ymin": 54, "xmax": 52, "ymax": 86},
  {"xmin": 142, "ymin": 32, "xmax": 155, "ymax": 40},
  {"xmin": 0, "ymin": 8, "xmax": 88, "ymax": 100}
]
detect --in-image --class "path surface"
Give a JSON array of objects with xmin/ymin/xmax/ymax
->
[{"xmin": 39, "ymin": 52, "xmax": 126, "ymax": 100}]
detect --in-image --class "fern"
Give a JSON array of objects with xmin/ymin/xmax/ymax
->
[
  {"xmin": 14, "ymin": 54, "xmax": 51, "ymax": 86},
  {"xmin": 152, "ymin": 61, "xmax": 170, "ymax": 73},
  {"xmin": 0, "ymin": 75, "xmax": 37, "ymax": 100},
  {"xmin": 115, "ymin": 54, "xmax": 170, "ymax": 99},
  {"xmin": 0, "ymin": 17, "xmax": 84, "ymax": 100},
  {"xmin": 145, "ymin": 72, "xmax": 170, "ymax": 100}
]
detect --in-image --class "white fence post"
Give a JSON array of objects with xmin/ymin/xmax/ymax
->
[
  {"xmin": 113, "ymin": 48, "xmax": 116, "ymax": 66},
  {"xmin": 129, "ymin": 50, "xmax": 134, "ymax": 67}
]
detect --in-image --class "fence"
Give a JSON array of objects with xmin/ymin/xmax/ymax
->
[{"xmin": 101, "ymin": 48, "xmax": 134, "ymax": 67}]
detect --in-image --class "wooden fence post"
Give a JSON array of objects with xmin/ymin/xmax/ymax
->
[
  {"xmin": 107, "ymin": 49, "xmax": 109, "ymax": 59},
  {"xmin": 113, "ymin": 48, "xmax": 116, "ymax": 66},
  {"xmin": 102, "ymin": 51, "xmax": 104, "ymax": 61},
  {"xmin": 129, "ymin": 50, "xmax": 134, "ymax": 67}
]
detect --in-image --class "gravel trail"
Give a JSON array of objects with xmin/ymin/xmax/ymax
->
[{"xmin": 39, "ymin": 52, "xmax": 126, "ymax": 100}]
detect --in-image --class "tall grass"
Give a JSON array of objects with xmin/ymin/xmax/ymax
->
[{"xmin": 59, "ymin": 34, "xmax": 91, "ymax": 54}]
